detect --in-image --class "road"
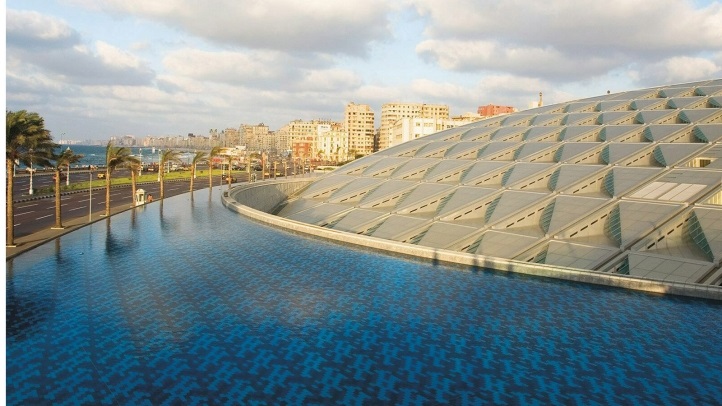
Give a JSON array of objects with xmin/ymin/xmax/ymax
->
[{"xmin": 9, "ymin": 170, "xmax": 248, "ymax": 239}]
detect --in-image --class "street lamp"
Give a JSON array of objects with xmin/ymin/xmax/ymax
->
[
  {"xmin": 139, "ymin": 148, "xmax": 143, "ymax": 175},
  {"xmin": 66, "ymin": 147, "xmax": 71, "ymax": 186},
  {"xmin": 28, "ymin": 148, "xmax": 34, "ymax": 195},
  {"xmin": 89, "ymin": 168, "xmax": 92, "ymax": 222},
  {"xmin": 157, "ymin": 149, "xmax": 162, "ymax": 182}
]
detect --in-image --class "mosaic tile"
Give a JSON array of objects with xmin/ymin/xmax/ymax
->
[{"xmin": 6, "ymin": 191, "xmax": 722, "ymax": 405}]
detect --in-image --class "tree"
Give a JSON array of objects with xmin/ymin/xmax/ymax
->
[
  {"xmin": 104, "ymin": 141, "xmax": 133, "ymax": 216},
  {"xmin": 6, "ymin": 110, "xmax": 55, "ymax": 246},
  {"xmin": 189, "ymin": 151, "xmax": 207, "ymax": 193},
  {"xmin": 51, "ymin": 148, "xmax": 83, "ymax": 229},
  {"xmin": 126, "ymin": 157, "xmax": 142, "ymax": 206},
  {"xmin": 159, "ymin": 149, "xmax": 181, "ymax": 199},
  {"xmin": 207, "ymin": 146, "xmax": 222, "ymax": 193}
]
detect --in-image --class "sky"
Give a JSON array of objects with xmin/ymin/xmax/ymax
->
[{"xmin": 5, "ymin": 0, "xmax": 722, "ymax": 141}]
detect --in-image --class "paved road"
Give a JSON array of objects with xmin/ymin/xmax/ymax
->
[{"xmin": 9, "ymin": 172, "xmax": 247, "ymax": 240}]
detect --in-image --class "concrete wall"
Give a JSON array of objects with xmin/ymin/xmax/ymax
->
[
  {"xmin": 223, "ymin": 180, "xmax": 722, "ymax": 301},
  {"xmin": 226, "ymin": 179, "xmax": 314, "ymax": 213}
]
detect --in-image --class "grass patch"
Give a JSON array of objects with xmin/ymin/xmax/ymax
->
[{"xmin": 35, "ymin": 169, "xmax": 228, "ymax": 195}]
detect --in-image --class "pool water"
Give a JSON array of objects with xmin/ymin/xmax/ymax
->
[{"xmin": 6, "ymin": 189, "xmax": 722, "ymax": 405}]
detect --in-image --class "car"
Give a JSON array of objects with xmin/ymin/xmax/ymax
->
[
  {"xmin": 25, "ymin": 167, "xmax": 37, "ymax": 174},
  {"xmin": 97, "ymin": 172, "xmax": 106, "ymax": 179},
  {"xmin": 223, "ymin": 175, "xmax": 237, "ymax": 183}
]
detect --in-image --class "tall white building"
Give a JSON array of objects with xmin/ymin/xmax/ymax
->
[{"xmin": 380, "ymin": 103, "xmax": 449, "ymax": 151}]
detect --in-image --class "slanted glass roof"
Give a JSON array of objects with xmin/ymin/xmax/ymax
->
[{"xmin": 275, "ymin": 79, "xmax": 722, "ymax": 286}]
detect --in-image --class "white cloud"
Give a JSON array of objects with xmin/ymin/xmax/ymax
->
[
  {"xmin": 77, "ymin": 0, "xmax": 397, "ymax": 55},
  {"xmin": 295, "ymin": 69, "xmax": 363, "ymax": 92},
  {"xmin": 162, "ymin": 49, "xmax": 289, "ymax": 86},
  {"xmin": 7, "ymin": 1, "xmax": 722, "ymax": 140},
  {"xmin": 416, "ymin": 39, "xmax": 619, "ymax": 79},
  {"xmin": 410, "ymin": 0, "xmax": 722, "ymax": 83},
  {"xmin": 96, "ymin": 41, "xmax": 145, "ymax": 70},
  {"xmin": 6, "ymin": 9, "xmax": 79, "ymax": 48},
  {"xmin": 7, "ymin": 9, "xmax": 155, "ymax": 86},
  {"xmin": 635, "ymin": 56, "xmax": 721, "ymax": 86},
  {"xmin": 409, "ymin": 79, "xmax": 476, "ymax": 105}
]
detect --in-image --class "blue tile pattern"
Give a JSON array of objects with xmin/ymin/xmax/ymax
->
[{"xmin": 6, "ymin": 190, "xmax": 722, "ymax": 405}]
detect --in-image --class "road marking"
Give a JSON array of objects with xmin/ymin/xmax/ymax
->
[{"xmin": 36, "ymin": 214, "xmax": 53, "ymax": 220}]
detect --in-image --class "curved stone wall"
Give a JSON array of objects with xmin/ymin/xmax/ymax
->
[{"xmin": 223, "ymin": 180, "xmax": 722, "ymax": 301}]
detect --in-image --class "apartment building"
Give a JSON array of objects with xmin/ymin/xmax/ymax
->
[
  {"xmin": 379, "ymin": 103, "xmax": 449, "ymax": 151},
  {"xmin": 278, "ymin": 119, "xmax": 342, "ymax": 159},
  {"xmin": 317, "ymin": 122, "xmax": 348, "ymax": 162},
  {"xmin": 345, "ymin": 102, "xmax": 375, "ymax": 157},
  {"xmin": 222, "ymin": 127, "xmax": 241, "ymax": 147},
  {"xmin": 242, "ymin": 123, "xmax": 271, "ymax": 152}
]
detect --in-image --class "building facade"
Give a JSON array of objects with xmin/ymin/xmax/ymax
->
[
  {"xmin": 379, "ymin": 103, "xmax": 449, "ymax": 151},
  {"xmin": 317, "ymin": 122, "xmax": 348, "ymax": 162},
  {"xmin": 477, "ymin": 104, "xmax": 516, "ymax": 117},
  {"xmin": 345, "ymin": 102, "xmax": 375, "ymax": 157}
]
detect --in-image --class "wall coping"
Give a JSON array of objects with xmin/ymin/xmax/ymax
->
[{"xmin": 222, "ymin": 180, "xmax": 722, "ymax": 301}]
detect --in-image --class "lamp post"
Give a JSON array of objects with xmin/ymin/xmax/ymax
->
[
  {"xmin": 227, "ymin": 155, "xmax": 231, "ymax": 190},
  {"xmin": 66, "ymin": 147, "xmax": 71, "ymax": 186},
  {"xmin": 157, "ymin": 149, "xmax": 162, "ymax": 182},
  {"xmin": 139, "ymin": 148, "xmax": 143, "ymax": 175},
  {"xmin": 88, "ymin": 168, "xmax": 92, "ymax": 222},
  {"xmin": 28, "ymin": 148, "xmax": 34, "ymax": 195}
]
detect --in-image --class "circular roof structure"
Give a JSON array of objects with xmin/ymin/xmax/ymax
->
[{"xmin": 276, "ymin": 79, "xmax": 722, "ymax": 286}]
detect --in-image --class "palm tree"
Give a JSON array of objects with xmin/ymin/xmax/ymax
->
[
  {"xmin": 126, "ymin": 157, "xmax": 142, "ymax": 206},
  {"xmin": 207, "ymin": 146, "xmax": 222, "ymax": 192},
  {"xmin": 6, "ymin": 110, "xmax": 55, "ymax": 246},
  {"xmin": 189, "ymin": 151, "xmax": 207, "ymax": 192},
  {"xmin": 159, "ymin": 149, "xmax": 181, "ymax": 199},
  {"xmin": 51, "ymin": 148, "xmax": 83, "ymax": 229},
  {"xmin": 104, "ymin": 141, "xmax": 133, "ymax": 216}
]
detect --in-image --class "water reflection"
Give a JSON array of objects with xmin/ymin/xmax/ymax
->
[{"xmin": 5, "ymin": 191, "xmax": 722, "ymax": 405}]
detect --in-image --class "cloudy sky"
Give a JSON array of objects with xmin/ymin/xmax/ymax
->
[{"xmin": 6, "ymin": 0, "xmax": 722, "ymax": 141}]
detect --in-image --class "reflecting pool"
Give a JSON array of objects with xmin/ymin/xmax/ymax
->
[{"xmin": 6, "ymin": 188, "xmax": 722, "ymax": 405}]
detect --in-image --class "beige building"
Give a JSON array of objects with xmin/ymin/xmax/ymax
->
[
  {"xmin": 345, "ymin": 102, "xmax": 375, "ymax": 157},
  {"xmin": 379, "ymin": 103, "xmax": 449, "ymax": 150},
  {"xmin": 223, "ymin": 127, "xmax": 241, "ymax": 147},
  {"xmin": 317, "ymin": 122, "xmax": 348, "ymax": 162},
  {"xmin": 242, "ymin": 123, "xmax": 271, "ymax": 152},
  {"xmin": 278, "ymin": 119, "xmax": 343, "ymax": 159}
]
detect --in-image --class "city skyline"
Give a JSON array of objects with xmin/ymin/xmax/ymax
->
[{"xmin": 6, "ymin": 0, "xmax": 722, "ymax": 141}]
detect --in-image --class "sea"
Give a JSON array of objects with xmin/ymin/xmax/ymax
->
[{"xmin": 48, "ymin": 145, "xmax": 197, "ymax": 168}]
